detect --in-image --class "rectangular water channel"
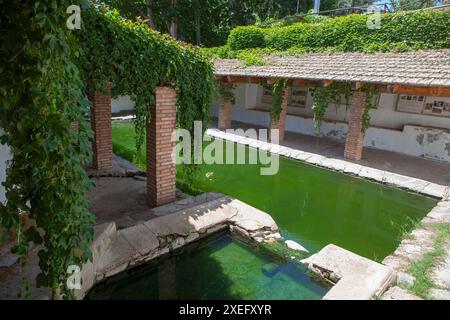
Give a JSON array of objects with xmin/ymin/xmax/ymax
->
[
  {"xmin": 112, "ymin": 122, "xmax": 438, "ymax": 261},
  {"xmin": 190, "ymin": 145, "xmax": 437, "ymax": 261},
  {"xmin": 87, "ymin": 232, "xmax": 329, "ymax": 300}
]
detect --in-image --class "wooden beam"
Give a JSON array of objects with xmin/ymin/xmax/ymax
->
[
  {"xmin": 293, "ymin": 79, "xmax": 305, "ymax": 87},
  {"xmin": 393, "ymin": 84, "xmax": 450, "ymax": 97},
  {"xmin": 214, "ymin": 75, "xmax": 229, "ymax": 82},
  {"xmin": 355, "ymin": 81, "xmax": 364, "ymax": 90},
  {"xmin": 323, "ymin": 80, "xmax": 334, "ymax": 87}
]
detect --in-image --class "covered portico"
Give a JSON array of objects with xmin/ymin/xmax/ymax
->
[{"xmin": 213, "ymin": 50, "xmax": 450, "ymax": 162}]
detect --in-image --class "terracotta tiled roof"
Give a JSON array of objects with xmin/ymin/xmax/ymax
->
[{"xmin": 214, "ymin": 50, "xmax": 450, "ymax": 87}]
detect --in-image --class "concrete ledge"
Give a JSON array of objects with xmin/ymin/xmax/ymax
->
[{"xmin": 302, "ymin": 244, "xmax": 395, "ymax": 300}]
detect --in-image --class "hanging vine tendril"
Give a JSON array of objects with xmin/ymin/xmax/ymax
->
[
  {"xmin": 312, "ymin": 82, "xmax": 352, "ymax": 131},
  {"xmin": 0, "ymin": 1, "xmax": 215, "ymax": 299},
  {"xmin": 270, "ymin": 79, "xmax": 289, "ymax": 121},
  {"xmin": 312, "ymin": 82, "xmax": 380, "ymax": 132},
  {"xmin": 362, "ymin": 85, "xmax": 381, "ymax": 132}
]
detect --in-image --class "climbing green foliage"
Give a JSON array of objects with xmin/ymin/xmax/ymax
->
[
  {"xmin": 77, "ymin": 4, "xmax": 215, "ymax": 166},
  {"xmin": 0, "ymin": 1, "xmax": 214, "ymax": 298},
  {"xmin": 362, "ymin": 85, "xmax": 381, "ymax": 132},
  {"xmin": 217, "ymin": 82, "xmax": 236, "ymax": 104},
  {"xmin": 270, "ymin": 80, "xmax": 289, "ymax": 122},
  {"xmin": 311, "ymin": 82, "xmax": 381, "ymax": 132},
  {"xmin": 312, "ymin": 83, "xmax": 352, "ymax": 131},
  {"xmin": 219, "ymin": 10, "xmax": 450, "ymax": 55},
  {"xmin": 0, "ymin": 0, "xmax": 94, "ymax": 299}
]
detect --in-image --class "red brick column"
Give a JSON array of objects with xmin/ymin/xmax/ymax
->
[
  {"xmin": 147, "ymin": 87, "xmax": 177, "ymax": 207},
  {"xmin": 269, "ymin": 88, "xmax": 289, "ymax": 142},
  {"xmin": 89, "ymin": 84, "xmax": 112, "ymax": 170},
  {"xmin": 218, "ymin": 98, "xmax": 232, "ymax": 130},
  {"xmin": 344, "ymin": 91, "xmax": 367, "ymax": 161}
]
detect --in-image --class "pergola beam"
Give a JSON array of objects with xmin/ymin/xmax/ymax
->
[
  {"xmin": 392, "ymin": 84, "xmax": 450, "ymax": 97},
  {"xmin": 215, "ymin": 76, "xmax": 450, "ymax": 98}
]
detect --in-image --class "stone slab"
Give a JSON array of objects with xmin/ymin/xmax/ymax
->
[
  {"xmin": 228, "ymin": 199, "xmax": 278, "ymax": 232},
  {"xmin": 92, "ymin": 222, "xmax": 116, "ymax": 263},
  {"xmin": 302, "ymin": 244, "xmax": 395, "ymax": 300},
  {"xmin": 427, "ymin": 201, "xmax": 450, "ymax": 222},
  {"xmin": 430, "ymin": 242, "xmax": 450, "ymax": 288},
  {"xmin": 285, "ymin": 240, "xmax": 309, "ymax": 253},
  {"xmin": 430, "ymin": 288, "xmax": 450, "ymax": 300},
  {"xmin": 381, "ymin": 286, "xmax": 422, "ymax": 300},
  {"xmin": 119, "ymin": 224, "xmax": 159, "ymax": 256},
  {"xmin": 95, "ymin": 234, "xmax": 137, "ymax": 277},
  {"xmin": 144, "ymin": 196, "xmax": 237, "ymax": 237},
  {"xmin": 150, "ymin": 192, "xmax": 224, "ymax": 217}
]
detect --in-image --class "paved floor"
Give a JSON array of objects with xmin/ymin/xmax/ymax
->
[
  {"xmin": 87, "ymin": 156, "xmax": 226, "ymax": 229},
  {"xmin": 88, "ymin": 176, "xmax": 154, "ymax": 228},
  {"xmin": 211, "ymin": 119, "xmax": 450, "ymax": 186}
]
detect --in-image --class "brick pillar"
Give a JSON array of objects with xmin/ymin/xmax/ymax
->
[
  {"xmin": 147, "ymin": 87, "xmax": 177, "ymax": 207},
  {"xmin": 218, "ymin": 98, "xmax": 232, "ymax": 130},
  {"xmin": 89, "ymin": 84, "xmax": 112, "ymax": 170},
  {"xmin": 269, "ymin": 88, "xmax": 288, "ymax": 142},
  {"xmin": 344, "ymin": 91, "xmax": 366, "ymax": 161}
]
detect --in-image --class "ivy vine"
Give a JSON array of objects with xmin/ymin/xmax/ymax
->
[
  {"xmin": 311, "ymin": 82, "xmax": 352, "ymax": 131},
  {"xmin": 312, "ymin": 82, "xmax": 380, "ymax": 132},
  {"xmin": 269, "ymin": 79, "xmax": 288, "ymax": 122},
  {"xmin": 217, "ymin": 81, "xmax": 236, "ymax": 104},
  {"xmin": 0, "ymin": 1, "xmax": 214, "ymax": 298},
  {"xmin": 0, "ymin": 0, "xmax": 94, "ymax": 299},
  {"xmin": 361, "ymin": 85, "xmax": 381, "ymax": 132},
  {"xmin": 77, "ymin": 4, "xmax": 215, "ymax": 171}
]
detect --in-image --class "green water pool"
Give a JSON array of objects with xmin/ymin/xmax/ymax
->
[
  {"xmin": 112, "ymin": 122, "xmax": 437, "ymax": 261},
  {"xmin": 87, "ymin": 233, "xmax": 328, "ymax": 300}
]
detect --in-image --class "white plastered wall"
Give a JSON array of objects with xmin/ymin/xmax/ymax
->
[
  {"xmin": 211, "ymin": 84, "xmax": 450, "ymax": 162},
  {"xmin": 0, "ymin": 129, "xmax": 12, "ymax": 204}
]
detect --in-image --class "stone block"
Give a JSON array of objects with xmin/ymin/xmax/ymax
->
[
  {"xmin": 119, "ymin": 224, "xmax": 159, "ymax": 256},
  {"xmin": 302, "ymin": 244, "xmax": 395, "ymax": 300}
]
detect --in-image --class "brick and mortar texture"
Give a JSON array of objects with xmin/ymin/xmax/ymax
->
[
  {"xmin": 90, "ymin": 84, "xmax": 113, "ymax": 170},
  {"xmin": 344, "ymin": 91, "xmax": 366, "ymax": 161},
  {"xmin": 269, "ymin": 88, "xmax": 288, "ymax": 142},
  {"xmin": 147, "ymin": 87, "xmax": 177, "ymax": 207},
  {"xmin": 218, "ymin": 98, "xmax": 233, "ymax": 130}
]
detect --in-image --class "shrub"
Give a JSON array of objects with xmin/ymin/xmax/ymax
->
[
  {"xmin": 219, "ymin": 10, "xmax": 450, "ymax": 54},
  {"xmin": 202, "ymin": 44, "xmax": 231, "ymax": 59},
  {"xmin": 227, "ymin": 26, "xmax": 266, "ymax": 50}
]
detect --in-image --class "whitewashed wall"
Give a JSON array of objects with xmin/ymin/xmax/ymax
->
[
  {"xmin": 111, "ymin": 95, "xmax": 135, "ymax": 113},
  {"xmin": 211, "ymin": 84, "xmax": 450, "ymax": 162},
  {"xmin": 0, "ymin": 129, "xmax": 11, "ymax": 204}
]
